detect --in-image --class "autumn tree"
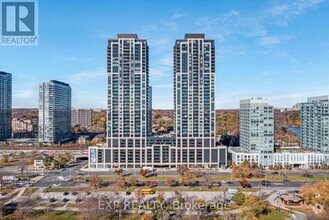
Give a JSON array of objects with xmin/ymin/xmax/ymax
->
[
  {"xmin": 114, "ymin": 168, "xmax": 123, "ymax": 176},
  {"xmin": 139, "ymin": 168, "xmax": 151, "ymax": 177},
  {"xmin": 177, "ymin": 166, "xmax": 189, "ymax": 176},
  {"xmin": 240, "ymin": 178, "xmax": 250, "ymax": 188},
  {"xmin": 300, "ymin": 181, "xmax": 329, "ymax": 209},
  {"xmin": 233, "ymin": 189, "xmax": 245, "ymax": 206},
  {"xmin": 1, "ymin": 153, "xmax": 8, "ymax": 164},
  {"xmin": 232, "ymin": 163, "xmax": 252, "ymax": 179},
  {"xmin": 165, "ymin": 177, "xmax": 177, "ymax": 186},
  {"xmin": 126, "ymin": 176, "xmax": 138, "ymax": 187},
  {"xmin": 116, "ymin": 176, "xmax": 127, "ymax": 188},
  {"xmin": 242, "ymin": 194, "xmax": 270, "ymax": 218},
  {"xmin": 88, "ymin": 175, "xmax": 103, "ymax": 188},
  {"xmin": 176, "ymin": 166, "xmax": 196, "ymax": 185},
  {"xmin": 53, "ymin": 152, "xmax": 72, "ymax": 169}
]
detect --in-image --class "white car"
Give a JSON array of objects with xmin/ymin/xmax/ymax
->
[{"xmin": 53, "ymin": 183, "xmax": 60, "ymax": 187}]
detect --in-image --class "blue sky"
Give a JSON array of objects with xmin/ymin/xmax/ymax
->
[{"xmin": 1, "ymin": 0, "xmax": 329, "ymax": 109}]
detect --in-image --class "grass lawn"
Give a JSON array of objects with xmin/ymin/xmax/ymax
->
[
  {"xmin": 0, "ymin": 188, "xmax": 16, "ymax": 194},
  {"xmin": 35, "ymin": 203, "xmax": 65, "ymax": 208},
  {"xmin": 28, "ymin": 210, "xmax": 82, "ymax": 220},
  {"xmin": 73, "ymin": 174, "xmax": 327, "ymax": 183},
  {"xmin": 259, "ymin": 208, "xmax": 289, "ymax": 220},
  {"xmin": 22, "ymin": 187, "xmax": 38, "ymax": 196},
  {"xmin": 43, "ymin": 187, "xmax": 81, "ymax": 193},
  {"xmin": 66, "ymin": 203, "xmax": 80, "ymax": 207}
]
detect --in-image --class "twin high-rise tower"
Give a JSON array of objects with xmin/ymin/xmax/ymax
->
[{"xmin": 89, "ymin": 34, "xmax": 226, "ymax": 169}]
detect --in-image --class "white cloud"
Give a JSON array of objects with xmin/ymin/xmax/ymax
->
[
  {"xmin": 152, "ymin": 83, "xmax": 172, "ymax": 89},
  {"xmin": 149, "ymin": 67, "xmax": 169, "ymax": 77},
  {"xmin": 69, "ymin": 69, "xmax": 105, "ymax": 83},
  {"xmin": 259, "ymin": 36, "xmax": 281, "ymax": 47},
  {"xmin": 65, "ymin": 56, "xmax": 95, "ymax": 63},
  {"xmin": 171, "ymin": 13, "xmax": 186, "ymax": 20},
  {"xmin": 195, "ymin": 0, "xmax": 324, "ymax": 41},
  {"xmin": 14, "ymin": 89, "xmax": 36, "ymax": 99},
  {"xmin": 270, "ymin": 4, "xmax": 289, "ymax": 16}
]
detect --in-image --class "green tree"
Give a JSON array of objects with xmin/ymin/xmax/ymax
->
[
  {"xmin": 1, "ymin": 154, "xmax": 8, "ymax": 163},
  {"xmin": 233, "ymin": 190, "xmax": 245, "ymax": 206},
  {"xmin": 243, "ymin": 194, "xmax": 270, "ymax": 218}
]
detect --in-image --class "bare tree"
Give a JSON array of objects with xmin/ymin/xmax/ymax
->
[
  {"xmin": 11, "ymin": 196, "xmax": 37, "ymax": 220},
  {"xmin": 79, "ymin": 195, "xmax": 120, "ymax": 220},
  {"xmin": 17, "ymin": 158, "xmax": 28, "ymax": 177},
  {"xmin": 202, "ymin": 174, "xmax": 213, "ymax": 187},
  {"xmin": 134, "ymin": 187, "xmax": 144, "ymax": 205},
  {"xmin": 126, "ymin": 176, "xmax": 138, "ymax": 187}
]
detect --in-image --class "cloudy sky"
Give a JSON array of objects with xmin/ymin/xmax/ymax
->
[{"xmin": 1, "ymin": 0, "xmax": 329, "ymax": 109}]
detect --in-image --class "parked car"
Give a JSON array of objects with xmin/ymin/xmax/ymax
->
[
  {"xmin": 170, "ymin": 181, "xmax": 180, "ymax": 187},
  {"xmin": 149, "ymin": 182, "xmax": 158, "ymax": 187},
  {"xmin": 49, "ymin": 198, "xmax": 56, "ymax": 203},
  {"xmin": 136, "ymin": 182, "xmax": 145, "ymax": 187},
  {"xmin": 189, "ymin": 181, "xmax": 200, "ymax": 187},
  {"xmin": 75, "ymin": 198, "xmax": 82, "ymax": 203},
  {"xmin": 63, "ymin": 198, "xmax": 70, "ymax": 203},
  {"xmin": 72, "ymin": 192, "xmax": 78, "ymax": 195},
  {"xmin": 209, "ymin": 182, "xmax": 221, "ymax": 188},
  {"xmin": 261, "ymin": 180, "xmax": 271, "ymax": 186},
  {"xmin": 126, "ymin": 191, "xmax": 131, "ymax": 195},
  {"xmin": 63, "ymin": 192, "xmax": 69, "ymax": 196}
]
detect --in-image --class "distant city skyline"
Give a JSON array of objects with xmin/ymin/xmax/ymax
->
[{"xmin": 1, "ymin": 0, "xmax": 329, "ymax": 109}]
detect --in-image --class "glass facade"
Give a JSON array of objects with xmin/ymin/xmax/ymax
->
[
  {"xmin": 89, "ymin": 33, "xmax": 226, "ymax": 169},
  {"xmin": 106, "ymin": 34, "xmax": 151, "ymax": 168},
  {"xmin": 38, "ymin": 80, "xmax": 72, "ymax": 143},
  {"xmin": 239, "ymin": 98, "xmax": 274, "ymax": 154},
  {"xmin": 301, "ymin": 96, "xmax": 329, "ymax": 153},
  {"xmin": 0, "ymin": 71, "xmax": 12, "ymax": 140},
  {"xmin": 173, "ymin": 34, "xmax": 219, "ymax": 168}
]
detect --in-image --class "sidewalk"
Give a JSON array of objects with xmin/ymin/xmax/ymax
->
[{"xmin": 5, "ymin": 187, "xmax": 26, "ymax": 204}]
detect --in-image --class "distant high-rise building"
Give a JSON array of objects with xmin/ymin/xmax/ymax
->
[
  {"xmin": 71, "ymin": 109, "xmax": 92, "ymax": 128},
  {"xmin": 240, "ymin": 98, "xmax": 274, "ymax": 154},
  {"xmin": 0, "ymin": 71, "xmax": 12, "ymax": 140},
  {"xmin": 38, "ymin": 80, "xmax": 72, "ymax": 143},
  {"xmin": 301, "ymin": 96, "xmax": 329, "ymax": 153}
]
